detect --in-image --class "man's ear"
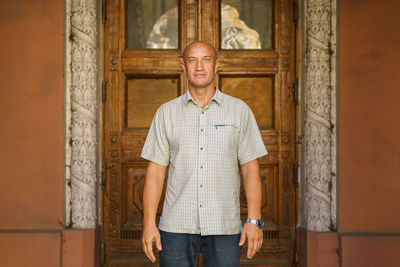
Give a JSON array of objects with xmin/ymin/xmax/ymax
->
[
  {"xmin": 181, "ymin": 60, "xmax": 187, "ymax": 74},
  {"xmin": 214, "ymin": 59, "xmax": 219, "ymax": 73}
]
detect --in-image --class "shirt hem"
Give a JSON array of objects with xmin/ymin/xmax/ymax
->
[
  {"xmin": 239, "ymin": 150, "xmax": 268, "ymax": 165},
  {"xmin": 158, "ymin": 226, "xmax": 242, "ymax": 236},
  {"xmin": 141, "ymin": 153, "xmax": 169, "ymax": 167}
]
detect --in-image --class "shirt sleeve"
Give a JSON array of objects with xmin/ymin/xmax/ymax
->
[
  {"xmin": 141, "ymin": 107, "xmax": 170, "ymax": 166},
  {"xmin": 237, "ymin": 104, "xmax": 268, "ymax": 165}
]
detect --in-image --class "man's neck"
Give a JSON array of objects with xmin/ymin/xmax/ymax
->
[{"xmin": 188, "ymin": 84, "xmax": 216, "ymax": 109}]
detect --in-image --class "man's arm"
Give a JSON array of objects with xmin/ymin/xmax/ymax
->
[
  {"xmin": 239, "ymin": 159, "xmax": 263, "ymax": 259},
  {"xmin": 142, "ymin": 161, "xmax": 167, "ymax": 263}
]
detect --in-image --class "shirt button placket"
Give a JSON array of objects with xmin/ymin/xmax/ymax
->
[{"xmin": 198, "ymin": 108, "xmax": 207, "ymax": 230}]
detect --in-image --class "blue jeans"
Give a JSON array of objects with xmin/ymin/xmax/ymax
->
[{"xmin": 159, "ymin": 230, "xmax": 242, "ymax": 267}]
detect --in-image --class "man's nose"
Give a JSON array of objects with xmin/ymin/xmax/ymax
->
[{"xmin": 196, "ymin": 61, "xmax": 203, "ymax": 70}]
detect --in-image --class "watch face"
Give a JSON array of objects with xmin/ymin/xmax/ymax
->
[{"xmin": 257, "ymin": 220, "xmax": 264, "ymax": 228}]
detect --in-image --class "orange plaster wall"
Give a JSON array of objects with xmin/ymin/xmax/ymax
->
[
  {"xmin": 62, "ymin": 230, "xmax": 97, "ymax": 267},
  {"xmin": 0, "ymin": 0, "xmax": 66, "ymax": 266},
  {"xmin": 0, "ymin": 2, "xmax": 97, "ymax": 266},
  {"xmin": 0, "ymin": 233, "xmax": 61, "ymax": 267},
  {"xmin": 0, "ymin": 1, "xmax": 63, "ymax": 229},
  {"xmin": 339, "ymin": 0, "xmax": 400, "ymax": 232},
  {"xmin": 306, "ymin": 232, "xmax": 339, "ymax": 267},
  {"xmin": 341, "ymin": 236, "xmax": 400, "ymax": 267}
]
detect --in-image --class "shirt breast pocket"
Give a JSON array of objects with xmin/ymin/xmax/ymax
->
[{"xmin": 208, "ymin": 122, "xmax": 239, "ymax": 156}]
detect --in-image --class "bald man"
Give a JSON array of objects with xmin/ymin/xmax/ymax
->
[{"xmin": 141, "ymin": 41, "xmax": 267, "ymax": 267}]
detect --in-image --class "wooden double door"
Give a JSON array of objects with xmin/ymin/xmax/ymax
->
[{"xmin": 103, "ymin": 0, "xmax": 296, "ymax": 266}]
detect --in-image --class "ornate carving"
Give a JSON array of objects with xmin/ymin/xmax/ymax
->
[
  {"xmin": 110, "ymin": 134, "xmax": 118, "ymax": 144},
  {"xmin": 108, "ymin": 161, "xmax": 120, "ymax": 239},
  {"xmin": 281, "ymin": 57, "xmax": 291, "ymax": 70},
  {"xmin": 130, "ymin": 168, "xmax": 146, "ymax": 216},
  {"xmin": 108, "ymin": 245, "xmax": 144, "ymax": 258},
  {"xmin": 281, "ymin": 164, "xmax": 292, "ymax": 232},
  {"xmin": 65, "ymin": 0, "xmax": 98, "ymax": 229},
  {"xmin": 303, "ymin": 0, "xmax": 337, "ymax": 231}
]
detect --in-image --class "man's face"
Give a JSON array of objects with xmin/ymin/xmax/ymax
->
[{"xmin": 182, "ymin": 43, "xmax": 219, "ymax": 89}]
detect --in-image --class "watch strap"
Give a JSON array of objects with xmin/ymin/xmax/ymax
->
[{"xmin": 246, "ymin": 218, "xmax": 264, "ymax": 229}]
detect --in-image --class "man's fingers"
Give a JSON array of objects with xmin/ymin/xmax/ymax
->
[
  {"xmin": 239, "ymin": 231, "xmax": 246, "ymax": 246},
  {"xmin": 146, "ymin": 241, "xmax": 156, "ymax": 262},
  {"xmin": 155, "ymin": 233, "xmax": 162, "ymax": 251},
  {"xmin": 142, "ymin": 237, "xmax": 156, "ymax": 263},
  {"xmin": 247, "ymin": 237, "xmax": 257, "ymax": 259},
  {"xmin": 258, "ymin": 238, "xmax": 263, "ymax": 248},
  {"xmin": 248, "ymin": 234, "xmax": 264, "ymax": 259},
  {"xmin": 142, "ymin": 227, "xmax": 161, "ymax": 262},
  {"xmin": 142, "ymin": 241, "xmax": 150, "ymax": 261}
]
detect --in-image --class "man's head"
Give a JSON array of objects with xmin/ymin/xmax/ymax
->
[{"xmin": 182, "ymin": 41, "xmax": 219, "ymax": 90}]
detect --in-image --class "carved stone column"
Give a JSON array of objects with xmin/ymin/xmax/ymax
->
[
  {"xmin": 65, "ymin": 0, "xmax": 98, "ymax": 229},
  {"xmin": 303, "ymin": 0, "xmax": 337, "ymax": 231}
]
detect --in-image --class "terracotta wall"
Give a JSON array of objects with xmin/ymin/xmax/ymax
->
[
  {"xmin": 339, "ymin": 0, "xmax": 400, "ymax": 232},
  {"xmin": 0, "ymin": 1, "xmax": 95, "ymax": 266},
  {"xmin": 305, "ymin": 0, "xmax": 400, "ymax": 266},
  {"xmin": 338, "ymin": 0, "xmax": 400, "ymax": 265}
]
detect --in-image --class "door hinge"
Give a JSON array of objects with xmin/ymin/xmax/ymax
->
[
  {"xmin": 102, "ymin": 81, "xmax": 107, "ymax": 102},
  {"xmin": 293, "ymin": 0, "xmax": 298, "ymax": 25},
  {"xmin": 291, "ymin": 78, "xmax": 299, "ymax": 104},
  {"xmin": 102, "ymin": 0, "xmax": 107, "ymax": 24},
  {"xmin": 293, "ymin": 162, "xmax": 299, "ymax": 185}
]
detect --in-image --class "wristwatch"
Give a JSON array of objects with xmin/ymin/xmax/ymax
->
[{"xmin": 246, "ymin": 218, "xmax": 264, "ymax": 229}]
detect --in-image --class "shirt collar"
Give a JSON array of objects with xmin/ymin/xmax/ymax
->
[{"xmin": 183, "ymin": 87, "xmax": 223, "ymax": 107}]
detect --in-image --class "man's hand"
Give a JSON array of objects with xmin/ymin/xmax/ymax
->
[
  {"xmin": 142, "ymin": 224, "xmax": 162, "ymax": 263},
  {"xmin": 142, "ymin": 162, "xmax": 166, "ymax": 262},
  {"xmin": 239, "ymin": 222, "xmax": 263, "ymax": 259}
]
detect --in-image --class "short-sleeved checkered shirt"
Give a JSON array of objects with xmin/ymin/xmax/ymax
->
[{"xmin": 141, "ymin": 88, "xmax": 267, "ymax": 235}]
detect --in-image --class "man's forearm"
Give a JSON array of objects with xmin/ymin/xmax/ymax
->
[
  {"xmin": 143, "ymin": 162, "xmax": 167, "ymax": 226},
  {"xmin": 241, "ymin": 159, "xmax": 262, "ymax": 219}
]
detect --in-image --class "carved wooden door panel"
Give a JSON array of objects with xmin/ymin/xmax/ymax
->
[{"xmin": 103, "ymin": 0, "xmax": 296, "ymax": 266}]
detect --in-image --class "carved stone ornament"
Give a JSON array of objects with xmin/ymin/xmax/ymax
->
[
  {"xmin": 65, "ymin": 0, "xmax": 98, "ymax": 229},
  {"xmin": 303, "ymin": 0, "xmax": 337, "ymax": 231}
]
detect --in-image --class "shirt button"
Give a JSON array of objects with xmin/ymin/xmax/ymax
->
[
  {"xmin": 200, "ymin": 184, "xmax": 203, "ymax": 188},
  {"xmin": 201, "ymin": 111, "xmax": 204, "ymax": 114},
  {"xmin": 200, "ymin": 165, "xmax": 203, "ymax": 169},
  {"xmin": 201, "ymin": 128, "xmax": 204, "ymax": 132},
  {"xmin": 200, "ymin": 204, "xmax": 203, "ymax": 208},
  {"xmin": 200, "ymin": 147, "xmax": 203, "ymax": 150}
]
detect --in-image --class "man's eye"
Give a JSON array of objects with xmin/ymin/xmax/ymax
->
[
  {"xmin": 204, "ymin": 58, "xmax": 210, "ymax": 61},
  {"xmin": 188, "ymin": 59, "xmax": 195, "ymax": 63}
]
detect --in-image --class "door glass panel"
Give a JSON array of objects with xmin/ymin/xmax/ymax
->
[
  {"xmin": 127, "ymin": 0, "xmax": 178, "ymax": 49},
  {"xmin": 126, "ymin": 77, "xmax": 179, "ymax": 128},
  {"xmin": 220, "ymin": 76, "xmax": 274, "ymax": 129},
  {"xmin": 221, "ymin": 0, "xmax": 272, "ymax": 49}
]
